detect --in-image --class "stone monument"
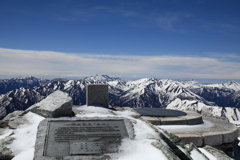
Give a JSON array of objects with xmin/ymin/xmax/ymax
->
[
  {"xmin": 86, "ymin": 84, "xmax": 108, "ymax": 108},
  {"xmin": 34, "ymin": 117, "xmax": 134, "ymax": 160},
  {"xmin": 34, "ymin": 84, "xmax": 135, "ymax": 159}
]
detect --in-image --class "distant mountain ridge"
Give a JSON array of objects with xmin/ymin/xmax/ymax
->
[
  {"xmin": 0, "ymin": 75, "xmax": 240, "ymax": 120},
  {"xmin": 0, "ymin": 76, "xmax": 50, "ymax": 94}
]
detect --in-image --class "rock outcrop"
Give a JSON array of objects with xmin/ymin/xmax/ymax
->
[{"xmin": 0, "ymin": 136, "xmax": 15, "ymax": 160}]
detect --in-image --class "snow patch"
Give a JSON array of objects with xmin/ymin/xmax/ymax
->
[
  {"xmin": 0, "ymin": 128, "xmax": 13, "ymax": 140},
  {"xmin": 199, "ymin": 148, "xmax": 217, "ymax": 160},
  {"xmin": 8, "ymin": 112, "xmax": 44, "ymax": 160},
  {"xmin": 74, "ymin": 105, "xmax": 166, "ymax": 160},
  {"xmin": 190, "ymin": 148, "xmax": 208, "ymax": 160}
]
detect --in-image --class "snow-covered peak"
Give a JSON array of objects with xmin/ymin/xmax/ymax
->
[
  {"xmin": 83, "ymin": 74, "xmax": 120, "ymax": 83},
  {"xmin": 206, "ymin": 81, "xmax": 240, "ymax": 91},
  {"xmin": 127, "ymin": 77, "xmax": 157, "ymax": 87},
  {"xmin": 177, "ymin": 80, "xmax": 203, "ymax": 89}
]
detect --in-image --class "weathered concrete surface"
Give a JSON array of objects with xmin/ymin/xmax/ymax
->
[
  {"xmin": 159, "ymin": 117, "xmax": 238, "ymax": 147},
  {"xmin": 134, "ymin": 108, "xmax": 186, "ymax": 117},
  {"xmin": 27, "ymin": 90, "xmax": 73, "ymax": 118},
  {"xmin": 141, "ymin": 111, "xmax": 203, "ymax": 125}
]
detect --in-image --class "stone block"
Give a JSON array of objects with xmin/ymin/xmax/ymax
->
[
  {"xmin": 27, "ymin": 90, "xmax": 73, "ymax": 118},
  {"xmin": 86, "ymin": 84, "xmax": 108, "ymax": 108}
]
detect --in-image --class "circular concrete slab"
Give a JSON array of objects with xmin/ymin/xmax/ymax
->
[
  {"xmin": 141, "ymin": 111, "xmax": 203, "ymax": 125},
  {"xmin": 159, "ymin": 117, "xmax": 238, "ymax": 147},
  {"xmin": 134, "ymin": 108, "xmax": 187, "ymax": 117}
]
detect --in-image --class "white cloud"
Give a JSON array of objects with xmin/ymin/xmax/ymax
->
[
  {"xmin": 0, "ymin": 48, "xmax": 240, "ymax": 80},
  {"xmin": 156, "ymin": 12, "xmax": 192, "ymax": 33}
]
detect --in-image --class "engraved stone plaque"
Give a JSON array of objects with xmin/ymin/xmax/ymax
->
[
  {"xmin": 70, "ymin": 141, "xmax": 104, "ymax": 155},
  {"xmin": 34, "ymin": 117, "xmax": 135, "ymax": 159}
]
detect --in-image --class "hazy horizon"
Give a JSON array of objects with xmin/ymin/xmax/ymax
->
[{"xmin": 0, "ymin": 74, "xmax": 240, "ymax": 85}]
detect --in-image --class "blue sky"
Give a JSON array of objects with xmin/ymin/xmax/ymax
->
[{"xmin": 0, "ymin": 0, "xmax": 240, "ymax": 83}]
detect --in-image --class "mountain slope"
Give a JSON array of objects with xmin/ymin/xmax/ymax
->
[{"xmin": 166, "ymin": 98, "xmax": 240, "ymax": 123}]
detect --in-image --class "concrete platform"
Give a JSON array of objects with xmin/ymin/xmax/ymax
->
[
  {"xmin": 159, "ymin": 117, "xmax": 238, "ymax": 147},
  {"xmin": 134, "ymin": 108, "xmax": 186, "ymax": 117},
  {"xmin": 141, "ymin": 111, "xmax": 203, "ymax": 125}
]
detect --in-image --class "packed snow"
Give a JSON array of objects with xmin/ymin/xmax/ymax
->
[
  {"xmin": 190, "ymin": 148, "xmax": 208, "ymax": 160},
  {"xmin": 5, "ymin": 112, "xmax": 44, "ymax": 160},
  {"xmin": 0, "ymin": 128, "xmax": 13, "ymax": 139},
  {"xmin": 198, "ymin": 148, "xmax": 217, "ymax": 160},
  {"xmin": 74, "ymin": 105, "xmax": 167, "ymax": 160}
]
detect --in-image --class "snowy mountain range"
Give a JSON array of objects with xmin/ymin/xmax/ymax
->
[
  {"xmin": 0, "ymin": 76, "xmax": 50, "ymax": 94},
  {"xmin": 1, "ymin": 75, "xmax": 240, "ymax": 121}
]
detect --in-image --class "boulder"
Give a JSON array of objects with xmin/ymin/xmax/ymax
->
[
  {"xmin": 0, "ymin": 146, "xmax": 14, "ymax": 160},
  {"xmin": 8, "ymin": 116, "xmax": 29, "ymax": 129},
  {"xmin": 0, "ymin": 136, "xmax": 15, "ymax": 160},
  {"xmin": 3, "ymin": 111, "xmax": 25, "ymax": 121},
  {"xmin": 0, "ymin": 121, "xmax": 8, "ymax": 128},
  {"xmin": 27, "ymin": 90, "xmax": 73, "ymax": 118},
  {"xmin": 0, "ymin": 111, "xmax": 26, "ymax": 128}
]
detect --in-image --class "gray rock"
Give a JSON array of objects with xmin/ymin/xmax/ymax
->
[
  {"xmin": 0, "ymin": 111, "xmax": 26, "ymax": 129},
  {"xmin": 0, "ymin": 136, "xmax": 15, "ymax": 160},
  {"xmin": 27, "ymin": 90, "xmax": 73, "ymax": 118},
  {"xmin": 152, "ymin": 140, "xmax": 181, "ymax": 160},
  {"xmin": 3, "ymin": 111, "xmax": 25, "ymax": 121},
  {"xmin": 203, "ymin": 145, "xmax": 234, "ymax": 160},
  {"xmin": 187, "ymin": 143, "xmax": 209, "ymax": 160},
  {"xmin": 0, "ymin": 121, "xmax": 8, "ymax": 128},
  {"xmin": 160, "ymin": 131, "xmax": 192, "ymax": 160},
  {"xmin": 8, "ymin": 116, "xmax": 29, "ymax": 129},
  {"xmin": 0, "ymin": 136, "xmax": 15, "ymax": 145},
  {"xmin": 0, "ymin": 146, "xmax": 14, "ymax": 160}
]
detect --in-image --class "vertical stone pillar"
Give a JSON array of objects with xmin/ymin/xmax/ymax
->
[{"xmin": 86, "ymin": 84, "xmax": 109, "ymax": 107}]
